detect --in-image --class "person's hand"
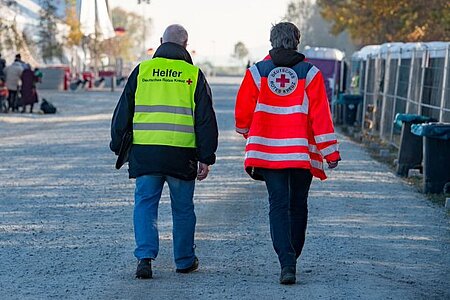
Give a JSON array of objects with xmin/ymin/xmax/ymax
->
[
  {"xmin": 197, "ymin": 162, "xmax": 210, "ymax": 181},
  {"xmin": 327, "ymin": 160, "xmax": 339, "ymax": 169}
]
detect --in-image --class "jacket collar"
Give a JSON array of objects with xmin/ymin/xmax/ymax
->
[
  {"xmin": 268, "ymin": 48, "xmax": 305, "ymax": 67},
  {"xmin": 153, "ymin": 42, "xmax": 193, "ymax": 64}
]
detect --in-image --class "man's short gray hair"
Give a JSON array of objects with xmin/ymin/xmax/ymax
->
[
  {"xmin": 162, "ymin": 24, "xmax": 188, "ymax": 47},
  {"xmin": 270, "ymin": 22, "xmax": 301, "ymax": 50}
]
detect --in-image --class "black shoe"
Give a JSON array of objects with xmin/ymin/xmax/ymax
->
[
  {"xmin": 280, "ymin": 266, "xmax": 296, "ymax": 285},
  {"xmin": 176, "ymin": 256, "xmax": 199, "ymax": 273},
  {"xmin": 136, "ymin": 258, "xmax": 152, "ymax": 279}
]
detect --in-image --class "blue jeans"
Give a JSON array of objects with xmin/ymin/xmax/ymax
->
[
  {"xmin": 134, "ymin": 175, "xmax": 196, "ymax": 269},
  {"xmin": 258, "ymin": 168, "xmax": 313, "ymax": 269}
]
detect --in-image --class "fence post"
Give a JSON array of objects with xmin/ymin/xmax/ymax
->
[
  {"xmin": 362, "ymin": 55, "xmax": 371, "ymax": 132},
  {"xmin": 406, "ymin": 48, "xmax": 416, "ymax": 114},
  {"xmin": 390, "ymin": 49, "xmax": 402, "ymax": 143},
  {"xmin": 380, "ymin": 49, "xmax": 391, "ymax": 139},
  {"xmin": 439, "ymin": 45, "xmax": 450, "ymax": 122},
  {"xmin": 418, "ymin": 48, "xmax": 429, "ymax": 115},
  {"xmin": 369, "ymin": 53, "xmax": 382, "ymax": 134}
]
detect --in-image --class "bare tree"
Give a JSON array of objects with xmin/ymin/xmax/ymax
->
[
  {"xmin": 285, "ymin": 0, "xmax": 356, "ymax": 55},
  {"xmin": 285, "ymin": 0, "xmax": 314, "ymax": 46},
  {"xmin": 0, "ymin": 0, "xmax": 24, "ymax": 53},
  {"xmin": 233, "ymin": 41, "xmax": 249, "ymax": 60},
  {"xmin": 38, "ymin": 0, "xmax": 63, "ymax": 63}
]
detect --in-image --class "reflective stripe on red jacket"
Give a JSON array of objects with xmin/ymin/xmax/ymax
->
[{"xmin": 235, "ymin": 55, "xmax": 340, "ymax": 180}]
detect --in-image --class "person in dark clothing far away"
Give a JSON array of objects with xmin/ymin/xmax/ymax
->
[
  {"xmin": 110, "ymin": 24, "xmax": 218, "ymax": 279},
  {"xmin": 235, "ymin": 22, "xmax": 341, "ymax": 285},
  {"xmin": 20, "ymin": 64, "xmax": 39, "ymax": 113},
  {"xmin": 0, "ymin": 53, "xmax": 6, "ymax": 80}
]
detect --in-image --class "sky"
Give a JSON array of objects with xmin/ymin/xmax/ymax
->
[{"xmin": 108, "ymin": 0, "xmax": 292, "ymax": 65}]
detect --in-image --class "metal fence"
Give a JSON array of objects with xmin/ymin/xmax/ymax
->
[{"xmin": 358, "ymin": 44, "xmax": 450, "ymax": 147}]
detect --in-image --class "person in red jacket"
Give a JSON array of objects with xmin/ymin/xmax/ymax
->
[{"xmin": 235, "ymin": 22, "xmax": 341, "ymax": 285}]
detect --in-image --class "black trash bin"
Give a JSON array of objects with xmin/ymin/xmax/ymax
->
[
  {"xmin": 394, "ymin": 114, "xmax": 435, "ymax": 177},
  {"xmin": 411, "ymin": 123, "xmax": 450, "ymax": 193},
  {"xmin": 337, "ymin": 94, "xmax": 363, "ymax": 126}
]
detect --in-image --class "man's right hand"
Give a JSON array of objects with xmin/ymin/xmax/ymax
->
[{"xmin": 197, "ymin": 162, "xmax": 210, "ymax": 181}]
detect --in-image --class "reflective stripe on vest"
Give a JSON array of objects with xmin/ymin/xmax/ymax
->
[
  {"xmin": 236, "ymin": 127, "xmax": 249, "ymax": 134},
  {"xmin": 245, "ymin": 150, "xmax": 323, "ymax": 169},
  {"xmin": 247, "ymin": 137, "xmax": 324, "ymax": 170},
  {"xmin": 133, "ymin": 57, "xmax": 199, "ymax": 147},
  {"xmin": 310, "ymin": 159, "xmax": 323, "ymax": 170},
  {"xmin": 245, "ymin": 150, "xmax": 310, "ymax": 162},
  {"xmin": 305, "ymin": 66, "xmax": 319, "ymax": 88},
  {"xmin": 314, "ymin": 133, "xmax": 337, "ymax": 144},
  {"xmin": 319, "ymin": 144, "xmax": 339, "ymax": 156},
  {"xmin": 247, "ymin": 136, "xmax": 309, "ymax": 147},
  {"xmin": 254, "ymin": 91, "xmax": 309, "ymax": 115},
  {"xmin": 134, "ymin": 123, "xmax": 195, "ymax": 133},
  {"xmin": 249, "ymin": 65, "xmax": 261, "ymax": 91},
  {"xmin": 135, "ymin": 105, "xmax": 193, "ymax": 115},
  {"xmin": 309, "ymin": 143, "xmax": 338, "ymax": 158}
]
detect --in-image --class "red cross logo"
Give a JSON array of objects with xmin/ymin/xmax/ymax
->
[
  {"xmin": 276, "ymin": 74, "xmax": 290, "ymax": 87},
  {"xmin": 268, "ymin": 67, "xmax": 298, "ymax": 96},
  {"xmin": 186, "ymin": 78, "xmax": 193, "ymax": 85}
]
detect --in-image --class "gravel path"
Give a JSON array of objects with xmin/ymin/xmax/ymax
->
[{"xmin": 0, "ymin": 82, "xmax": 449, "ymax": 299}]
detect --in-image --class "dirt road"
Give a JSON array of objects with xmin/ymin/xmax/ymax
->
[{"xmin": 0, "ymin": 82, "xmax": 448, "ymax": 299}]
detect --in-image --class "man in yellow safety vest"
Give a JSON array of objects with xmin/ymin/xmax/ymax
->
[{"xmin": 110, "ymin": 24, "xmax": 218, "ymax": 279}]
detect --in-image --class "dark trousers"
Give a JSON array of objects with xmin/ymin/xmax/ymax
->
[
  {"xmin": 259, "ymin": 168, "xmax": 313, "ymax": 268},
  {"xmin": 21, "ymin": 103, "xmax": 34, "ymax": 113},
  {"xmin": 7, "ymin": 90, "xmax": 18, "ymax": 111}
]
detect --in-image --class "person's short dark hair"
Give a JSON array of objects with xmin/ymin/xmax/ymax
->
[
  {"xmin": 15, "ymin": 53, "xmax": 21, "ymax": 61},
  {"xmin": 270, "ymin": 22, "xmax": 301, "ymax": 50}
]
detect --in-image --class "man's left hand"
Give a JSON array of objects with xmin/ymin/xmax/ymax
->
[{"xmin": 197, "ymin": 162, "xmax": 210, "ymax": 181}]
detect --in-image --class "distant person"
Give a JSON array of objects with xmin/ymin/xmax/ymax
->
[
  {"xmin": 0, "ymin": 77, "xmax": 8, "ymax": 113},
  {"xmin": 110, "ymin": 24, "xmax": 218, "ymax": 279},
  {"xmin": 34, "ymin": 68, "xmax": 43, "ymax": 82},
  {"xmin": 20, "ymin": 64, "xmax": 39, "ymax": 113},
  {"xmin": 34, "ymin": 67, "xmax": 43, "ymax": 101},
  {"xmin": 14, "ymin": 53, "xmax": 27, "ymax": 68},
  {"xmin": 350, "ymin": 70, "xmax": 360, "ymax": 94},
  {"xmin": 0, "ymin": 53, "xmax": 6, "ymax": 80},
  {"xmin": 235, "ymin": 22, "xmax": 341, "ymax": 284},
  {"xmin": 4, "ymin": 54, "xmax": 24, "ymax": 112}
]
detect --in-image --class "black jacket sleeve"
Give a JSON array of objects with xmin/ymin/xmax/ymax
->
[
  {"xmin": 194, "ymin": 70, "xmax": 218, "ymax": 165},
  {"xmin": 110, "ymin": 66, "xmax": 139, "ymax": 154}
]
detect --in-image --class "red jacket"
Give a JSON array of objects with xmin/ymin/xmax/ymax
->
[{"xmin": 235, "ymin": 54, "xmax": 340, "ymax": 180}]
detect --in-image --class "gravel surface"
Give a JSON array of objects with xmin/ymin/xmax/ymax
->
[{"xmin": 0, "ymin": 81, "xmax": 449, "ymax": 299}]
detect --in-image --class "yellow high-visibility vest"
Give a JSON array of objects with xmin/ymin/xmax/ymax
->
[{"xmin": 133, "ymin": 57, "xmax": 199, "ymax": 148}]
